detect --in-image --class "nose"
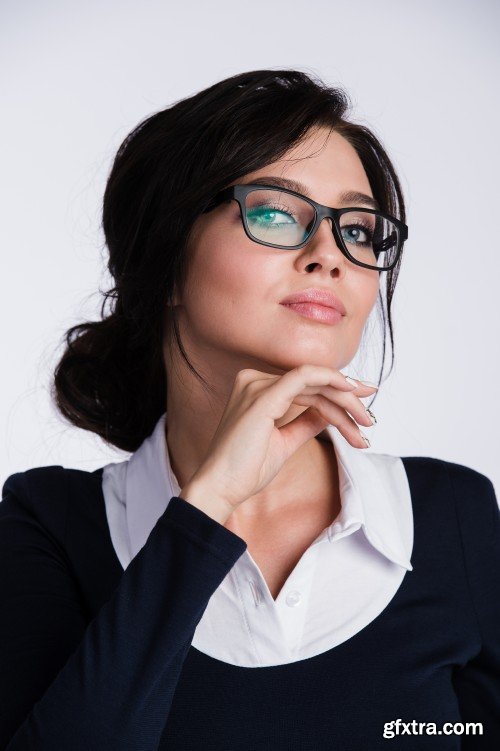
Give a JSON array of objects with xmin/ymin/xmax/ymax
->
[
  {"xmin": 308, "ymin": 215, "xmax": 345, "ymax": 256},
  {"xmin": 299, "ymin": 215, "xmax": 348, "ymax": 276}
]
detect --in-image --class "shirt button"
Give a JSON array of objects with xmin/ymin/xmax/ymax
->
[{"xmin": 286, "ymin": 590, "xmax": 302, "ymax": 607}]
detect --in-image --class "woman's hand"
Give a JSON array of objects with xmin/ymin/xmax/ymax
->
[{"xmin": 180, "ymin": 365, "xmax": 378, "ymax": 518}]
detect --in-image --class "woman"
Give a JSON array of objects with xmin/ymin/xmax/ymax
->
[{"xmin": 0, "ymin": 69, "xmax": 498, "ymax": 750}]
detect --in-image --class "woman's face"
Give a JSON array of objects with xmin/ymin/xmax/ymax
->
[{"xmin": 170, "ymin": 126, "xmax": 380, "ymax": 377}]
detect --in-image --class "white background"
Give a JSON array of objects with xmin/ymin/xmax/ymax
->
[{"xmin": 1, "ymin": 0, "xmax": 499, "ymax": 494}]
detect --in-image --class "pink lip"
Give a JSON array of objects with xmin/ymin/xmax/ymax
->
[
  {"xmin": 281, "ymin": 302, "xmax": 343, "ymax": 325},
  {"xmin": 279, "ymin": 287, "xmax": 346, "ymax": 315}
]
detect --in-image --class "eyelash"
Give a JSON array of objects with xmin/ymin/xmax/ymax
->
[
  {"xmin": 342, "ymin": 219, "xmax": 375, "ymax": 244},
  {"xmin": 251, "ymin": 202, "xmax": 299, "ymax": 220}
]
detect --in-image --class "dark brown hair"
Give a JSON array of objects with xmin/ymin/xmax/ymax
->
[{"xmin": 51, "ymin": 68, "xmax": 407, "ymax": 453}]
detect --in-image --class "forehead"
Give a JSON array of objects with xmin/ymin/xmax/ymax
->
[{"xmin": 241, "ymin": 127, "xmax": 373, "ymax": 205}]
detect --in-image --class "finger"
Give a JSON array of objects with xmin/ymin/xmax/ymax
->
[
  {"xmin": 277, "ymin": 405, "xmax": 334, "ymax": 456},
  {"xmin": 342, "ymin": 377, "xmax": 379, "ymax": 394},
  {"xmin": 290, "ymin": 394, "xmax": 370, "ymax": 449},
  {"xmin": 259, "ymin": 365, "xmax": 375, "ymax": 421},
  {"xmin": 297, "ymin": 385, "xmax": 375, "ymax": 429}
]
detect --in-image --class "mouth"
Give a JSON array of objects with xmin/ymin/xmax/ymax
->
[
  {"xmin": 280, "ymin": 302, "xmax": 344, "ymax": 325},
  {"xmin": 279, "ymin": 286, "xmax": 346, "ymax": 316}
]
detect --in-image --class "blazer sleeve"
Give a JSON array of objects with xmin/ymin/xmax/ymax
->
[
  {"xmin": 449, "ymin": 463, "xmax": 500, "ymax": 748},
  {"xmin": 0, "ymin": 470, "xmax": 247, "ymax": 750}
]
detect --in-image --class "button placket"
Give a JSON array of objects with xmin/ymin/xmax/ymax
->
[
  {"xmin": 233, "ymin": 553, "xmax": 290, "ymax": 664},
  {"xmin": 275, "ymin": 545, "xmax": 319, "ymax": 654}
]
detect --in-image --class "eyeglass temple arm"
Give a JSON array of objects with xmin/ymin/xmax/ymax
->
[{"xmin": 201, "ymin": 187, "xmax": 234, "ymax": 214}]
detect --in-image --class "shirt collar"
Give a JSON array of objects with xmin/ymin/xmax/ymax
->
[
  {"xmin": 124, "ymin": 412, "xmax": 413, "ymax": 571},
  {"xmin": 319, "ymin": 425, "xmax": 414, "ymax": 571}
]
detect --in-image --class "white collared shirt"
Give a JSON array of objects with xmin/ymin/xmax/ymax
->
[{"xmin": 102, "ymin": 412, "xmax": 414, "ymax": 668}]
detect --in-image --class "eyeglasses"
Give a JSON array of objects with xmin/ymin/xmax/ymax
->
[{"xmin": 202, "ymin": 183, "xmax": 409, "ymax": 272}]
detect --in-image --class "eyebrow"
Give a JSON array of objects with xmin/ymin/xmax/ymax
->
[{"xmin": 243, "ymin": 175, "xmax": 381, "ymax": 211}]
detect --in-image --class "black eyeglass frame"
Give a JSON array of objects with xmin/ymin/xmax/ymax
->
[{"xmin": 202, "ymin": 183, "xmax": 409, "ymax": 272}]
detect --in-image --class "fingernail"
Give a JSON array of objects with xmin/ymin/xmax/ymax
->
[
  {"xmin": 366, "ymin": 408, "xmax": 377, "ymax": 425},
  {"xmin": 345, "ymin": 376, "xmax": 359, "ymax": 387},
  {"xmin": 360, "ymin": 432, "xmax": 371, "ymax": 448},
  {"xmin": 360, "ymin": 380, "xmax": 379, "ymax": 389}
]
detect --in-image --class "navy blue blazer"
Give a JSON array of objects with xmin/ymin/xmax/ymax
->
[{"xmin": 0, "ymin": 456, "xmax": 499, "ymax": 750}]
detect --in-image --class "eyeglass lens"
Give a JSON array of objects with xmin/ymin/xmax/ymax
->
[{"xmin": 244, "ymin": 188, "xmax": 400, "ymax": 270}]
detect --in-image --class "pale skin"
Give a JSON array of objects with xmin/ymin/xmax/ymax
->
[{"xmin": 163, "ymin": 125, "xmax": 380, "ymax": 599}]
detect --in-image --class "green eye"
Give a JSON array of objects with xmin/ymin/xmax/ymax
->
[{"xmin": 247, "ymin": 206, "xmax": 297, "ymax": 226}]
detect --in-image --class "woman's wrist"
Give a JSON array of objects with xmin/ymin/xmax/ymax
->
[{"xmin": 178, "ymin": 479, "xmax": 235, "ymax": 526}]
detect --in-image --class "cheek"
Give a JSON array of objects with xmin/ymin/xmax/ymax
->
[
  {"xmin": 337, "ymin": 272, "xmax": 379, "ymax": 359},
  {"xmin": 352, "ymin": 271, "xmax": 380, "ymax": 320},
  {"xmin": 195, "ymin": 245, "xmax": 261, "ymax": 298},
  {"xmin": 182, "ymin": 234, "xmax": 272, "ymax": 332}
]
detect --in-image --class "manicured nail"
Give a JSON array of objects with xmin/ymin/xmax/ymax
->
[
  {"xmin": 360, "ymin": 432, "xmax": 371, "ymax": 448},
  {"xmin": 366, "ymin": 408, "xmax": 377, "ymax": 425},
  {"xmin": 345, "ymin": 376, "xmax": 359, "ymax": 387},
  {"xmin": 360, "ymin": 380, "xmax": 379, "ymax": 389}
]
